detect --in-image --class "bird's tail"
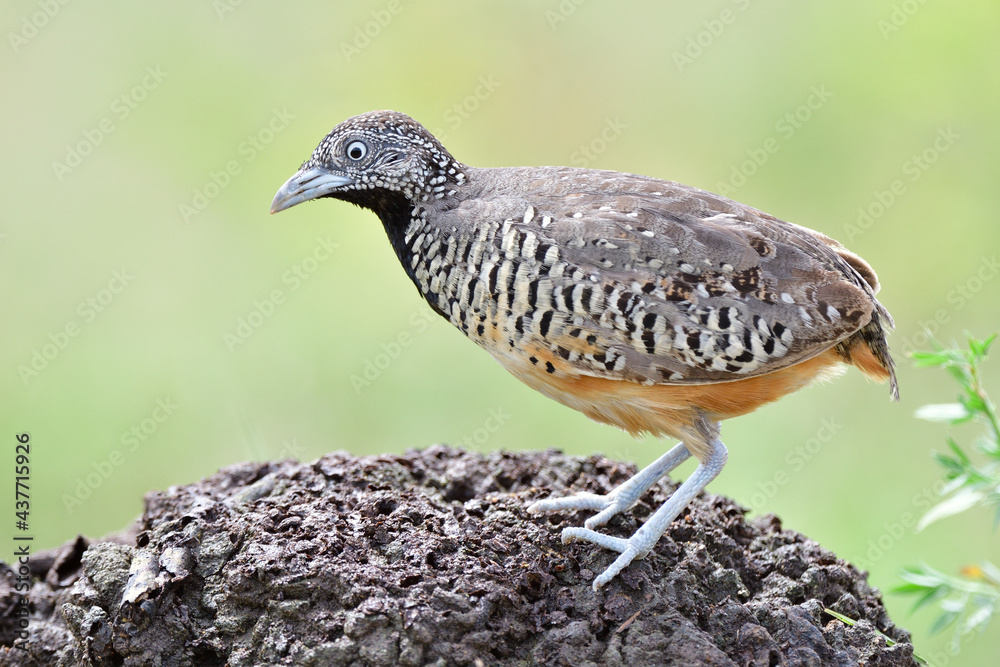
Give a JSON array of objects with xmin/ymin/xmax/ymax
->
[{"xmin": 836, "ymin": 306, "xmax": 899, "ymax": 401}]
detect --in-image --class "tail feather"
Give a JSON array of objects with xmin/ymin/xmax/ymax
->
[{"xmin": 836, "ymin": 309, "xmax": 899, "ymax": 401}]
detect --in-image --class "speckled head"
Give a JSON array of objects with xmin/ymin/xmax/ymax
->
[{"xmin": 270, "ymin": 110, "xmax": 465, "ymax": 214}]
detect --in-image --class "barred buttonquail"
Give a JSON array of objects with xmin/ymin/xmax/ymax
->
[{"xmin": 271, "ymin": 110, "xmax": 897, "ymax": 590}]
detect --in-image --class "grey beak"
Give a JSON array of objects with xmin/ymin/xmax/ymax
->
[{"xmin": 270, "ymin": 166, "xmax": 353, "ymax": 214}]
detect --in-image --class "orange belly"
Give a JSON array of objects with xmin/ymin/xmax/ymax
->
[{"xmin": 496, "ymin": 345, "xmax": 848, "ymax": 460}]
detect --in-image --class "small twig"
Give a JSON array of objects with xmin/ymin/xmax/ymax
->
[{"xmin": 616, "ymin": 609, "xmax": 643, "ymax": 634}]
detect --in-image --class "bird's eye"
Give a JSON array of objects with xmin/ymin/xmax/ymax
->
[{"xmin": 346, "ymin": 140, "xmax": 368, "ymax": 161}]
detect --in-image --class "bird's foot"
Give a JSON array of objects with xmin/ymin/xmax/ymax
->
[
  {"xmin": 527, "ymin": 442, "xmax": 693, "ymax": 528},
  {"xmin": 561, "ymin": 527, "xmax": 653, "ymax": 589},
  {"xmin": 530, "ymin": 439, "xmax": 728, "ymax": 591}
]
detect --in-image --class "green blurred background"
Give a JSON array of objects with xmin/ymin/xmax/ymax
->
[{"xmin": 2, "ymin": 1, "xmax": 998, "ymax": 661}]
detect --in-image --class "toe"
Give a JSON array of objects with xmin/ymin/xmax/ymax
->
[
  {"xmin": 561, "ymin": 527, "xmax": 629, "ymax": 552},
  {"xmin": 527, "ymin": 492, "xmax": 611, "ymax": 514}
]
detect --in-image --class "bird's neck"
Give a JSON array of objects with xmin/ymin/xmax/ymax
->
[
  {"xmin": 346, "ymin": 189, "xmax": 416, "ymax": 261},
  {"xmin": 336, "ymin": 188, "xmax": 439, "ymax": 300}
]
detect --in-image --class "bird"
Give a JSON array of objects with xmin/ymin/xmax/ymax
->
[{"xmin": 271, "ymin": 110, "xmax": 897, "ymax": 590}]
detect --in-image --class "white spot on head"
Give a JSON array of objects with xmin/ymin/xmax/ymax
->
[
  {"xmin": 541, "ymin": 216, "xmax": 552, "ymax": 228},
  {"xmin": 641, "ymin": 230, "xmax": 655, "ymax": 238},
  {"xmin": 572, "ymin": 212, "xmax": 583, "ymax": 219},
  {"xmin": 826, "ymin": 304, "xmax": 839, "ymax": 319},
  {"xmin": 523, "ymin": 206, "xmax": 535, "ymax": 224},
  {"xmin": 781, "ymin": 293, "xmax": 794, "ymax": 304}
]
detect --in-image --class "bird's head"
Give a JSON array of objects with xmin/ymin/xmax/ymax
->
[{"xmin": 270, "ymin": 110, "xmax": 465, "ymax": 215}]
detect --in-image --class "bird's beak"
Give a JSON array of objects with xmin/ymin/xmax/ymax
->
[{"xmin": 270, "ymin": 166, "xmax": 353, "ymax": 214}]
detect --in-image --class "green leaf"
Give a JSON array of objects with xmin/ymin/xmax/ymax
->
[
  {"xmin": 975, "ymin": 435, "xmax": 1000, "ymax": 457},
  {"xmin": 915, "ymin": 403, "xmax": 970, "ymax": 423},
  {"xmin": 918, "ymin": 488, "xmax": 986, "ymax": 531},
  {"xmin": 962, "ymin": 603, "xmax": 995, "ymax": 635},
  {"xmin": 823, "ymin": 608, "xmax": 926, "ymax": 661},
  {"xmin": 961, "ymin": 392, "xmax": 988, "ymax": 416},
  {"xmin": 928, "ymin": 609, "xmax": 960, "ymax": 635},
  {"xmin": 947, "ymin": 437, "xmax": 973, "ymax": 465},
  {"xmin": 912, "ymin": 351, "xmax": 960, "ymax": 368},
  {"xmin": 968, "ymin": 334, "xmax": 996, "ymax": 361},
  {"xmin": 892, "ymin": 582, "xmax": 930, "ymax": 594},
  {"xmin": 912, "ymin": 586, "xmax": 949, "ymax": 613},
  {"xmin": 823, "ymin": 608, "xmax": 856, "ymax": 626},
  {"xmin": 980, "ymin": 561, "xmax": 1000, "ymax": 586}
]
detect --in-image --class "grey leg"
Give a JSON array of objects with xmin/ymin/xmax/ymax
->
[
  {"xmin": 561, "ymin": 438, "xmax": 729, "ymax": 589},
  {"xmin": 527, "ymin": 442, "xmax": 692, "ymax": 527}
]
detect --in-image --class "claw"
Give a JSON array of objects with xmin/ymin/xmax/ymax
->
[{"xmin": 593, "ymin": 547, "xmax": 643, "ymax": 589}]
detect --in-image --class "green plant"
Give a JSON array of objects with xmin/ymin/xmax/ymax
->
[
  {"xmin": 896, "ymin": 334, "xmax": 1000, "ymax": 637},
  {"xmin": 824, "ymin": 608, "xmax": 927, "ymax": 663}
]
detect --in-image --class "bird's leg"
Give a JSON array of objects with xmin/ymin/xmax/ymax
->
[
  {"xmin": 527, "ymin": 442, "xmax": 691, "ymax": 528},
  {"xmin": 562, "ymin": 437, "xmax": 728, "ymax": 590}
]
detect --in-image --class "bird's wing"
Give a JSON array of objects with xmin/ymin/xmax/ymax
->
[{"xmin": 436, "ymin": 166, "xmax": 882, "ymax": 386}]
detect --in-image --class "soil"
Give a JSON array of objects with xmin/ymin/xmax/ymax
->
[{"xmin": 0, "ymin": 445, "xmax": 917, "ymax": 666}]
